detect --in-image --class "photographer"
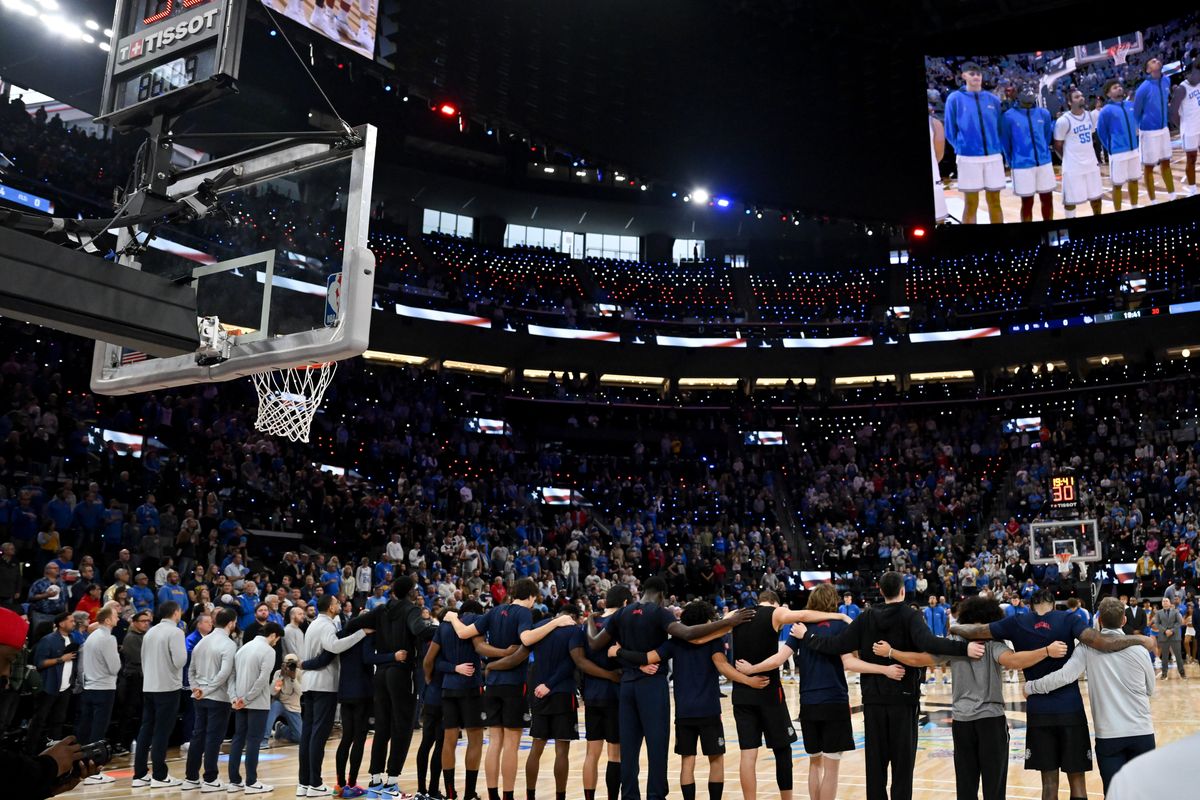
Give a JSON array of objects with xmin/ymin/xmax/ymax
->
[
  {"xmin": 263, "ymin": 653, "xmax": 303, "ymax": 747},
  {"xmin": 0, "ymin": 607, "xmax": 98, "ymax": 798}
]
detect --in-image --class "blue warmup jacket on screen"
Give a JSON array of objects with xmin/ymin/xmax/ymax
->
[
  {"xmin": 1001, "ymin": 106, "xmax": 1054, "ymax": 168},
  {"xmin": 1133, "ymin": 75, "xmax": 1172, "ymax": 131},
  {"xmin": 944, "ymin": 89, "xmax": 1004, "ymax": 156},
  {"xmin": 1096, "ymin": 100, "xmax": 1139, "ymax": 155}
]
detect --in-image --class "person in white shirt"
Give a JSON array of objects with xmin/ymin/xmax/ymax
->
[
  {"xmin": 184, "ymin": 607, "xmax": 239, "ymax": 792},
  {"xmin": 284, "ymin": 606, "xmax": 307, "ymax": 658},
  {"xmin": 1024, "ymin": 598, "xmax": 1156, "ymax": 792},
  {"xmin": 297, "ymin": 594, "xmax": 370, "ymax": 797},
  {"xmin": 230, "ymin": 622, "xmax": 285, "ymax": 794},
  {"xmin": 132, "ymin": 601, "xmax": 188, "ymax": 788},
  {"xmin": 1054, "ymin": 88, "xmax": 1104, "ymax": 218},
  {"xmin": 356, "ymin": 558, "xmax": 374, "ymax": 600},
  {"xmin": 79, "ymin": 606, "xmax": 123, "ymax": 785},
  {"xmin": 1106, "ymin": 731, "xmax": 1200, "ymax": 800},
  {"xmin": 386, "ymin": 535, "xmax": 405, "ymax": 565}
]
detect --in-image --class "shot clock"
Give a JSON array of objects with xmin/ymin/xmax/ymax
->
[
  {"xmin": 1049, "ymin": 472, "xmax": 1079, "ymax": 513},
  {"xmin": 98, "ymin": 0, "xmax": 246, "ymax": 128}
]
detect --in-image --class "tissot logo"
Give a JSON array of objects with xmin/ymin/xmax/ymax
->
[{"xmin": 118, "ymin": 8, "xmax": 222, "ymax": 63}]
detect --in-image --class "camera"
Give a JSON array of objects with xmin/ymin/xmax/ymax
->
[{"xmin": 78, "ymin": 739, "xmax": 113, "ymax": 768}]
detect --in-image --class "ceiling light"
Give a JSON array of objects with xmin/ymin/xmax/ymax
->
[
  {"xmin": 98, "ymin": 41, "xmax": 110, "ymax": 51},
  {"xmin": 1183, "ymin": 349, "xmax": 1192, "ymax": 358},
  {"xmin": 542, "ymin": 166, "xmax": 555, "ymax": 174},
  {"xmin": 3, "ymin": 0, "xmax": 37, "ymax": 14},
  {"xmin": 84, "ymin": 18, "xmax": 98, "ymax": 29},
  {"xmin": 691, "ymin": 188, "xmax": 710, "ymax": 204}
]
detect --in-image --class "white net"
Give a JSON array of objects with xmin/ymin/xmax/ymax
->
[
  {"xmin": 251, "ymin": 362, "xmax": 338, "ymax": 443},
  {"xmin": 1109, "ymin": 43, "xmax": 1132, "ymax": 66}
]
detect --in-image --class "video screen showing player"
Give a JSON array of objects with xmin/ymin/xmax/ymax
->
[
  {"xmin": 262, "ymin": 0, "xmax": 378, "ymax": 61},
  {"xmin": 925, "ymin": 11, "xmax": 1199, "ymax": 226}
]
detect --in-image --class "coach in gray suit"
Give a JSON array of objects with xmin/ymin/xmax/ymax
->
[{"xmin": 1152, "ymin": 598, "xmax": 1186, "ymax": 679}]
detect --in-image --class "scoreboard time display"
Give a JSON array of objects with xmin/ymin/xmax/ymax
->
[
  {"xmin": 1049, "ymin": 472, "xmax": 1079, "ymax": 512},
  {"xmin": 98, "ymin": 0, "xmax": 246, "ymax": 128}
]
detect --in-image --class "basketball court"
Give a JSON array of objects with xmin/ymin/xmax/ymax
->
[{"xmin": 68, "ymin": 678, "xmax": 1199, "ymax": 799}]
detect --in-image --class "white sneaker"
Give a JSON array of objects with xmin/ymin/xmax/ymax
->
[
  {"xmin": 376, "ymin": 784, "xmax": 401, "ymax": 798},
  {"xmin": 307, "ymin": 786, "xmax": 334, "ymax": 797},
  {"xmin": 84, "ymin": 774, "xmax": 117, "ymax": 785},
  {"xmin": 181, "ymin": 742, "xmax": 191, "ymax": 753},
  {"xmin": 296, "ymin": 787, "xmax": 309, "ymax": 797},
  {"xmin": 201, "ymin": 780, "xmax": 225, "ymax": 793},
  {"xmin": 152, "ymin": 776, "xmax": 185, "ymax": 789},
  {"xmin": 182, "ymin": 778, "xmax": 202, "ymax": 791},
  {"xmin": 245, "ymin": 784, "xmax": 275, "ymax": 795},
  {"xmin": 227, "ymin": 782, "xmax": 244, "ymax": 793},
  {"xmin": 132, "ymin": 776, "xmax": 152, "ymax": 789}
]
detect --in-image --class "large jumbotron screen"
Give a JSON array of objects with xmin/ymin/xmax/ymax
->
[
  {"xmin": 924, "ymin": 12, "xmax": 1200, "ymax": 225},
  {"xmin": 262, "ymin": 0, "xmax": 378, "ymax": 60}
]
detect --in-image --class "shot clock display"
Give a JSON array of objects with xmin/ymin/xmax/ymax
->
[
  {"xmin": 1049, "ymin": 472, "xmax": 1079, "ymax": 513},
  {"xmin": 98, "ymin": 0, "xmax": 246, "ymax": 128}
]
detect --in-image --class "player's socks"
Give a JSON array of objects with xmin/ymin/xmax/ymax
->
[
  {"xmin": 708, "ymin": 782, "xmax": 724, "ymax": 800},
  {"xmin": 504, "ymin": 791, "xmax": 515, "ymax": 800},
  {"xmin": 681, "ymin": 783, "xmax": 697, "ymax": 800},
  {"xmin": 526, "ymin": 791, "xmax": 535, "ymax": 800},
  {"xmin": 1064, "ymin": 208, "xmax": 1077, "ymax": 218},
  {"xmin": 584, "ymin": 790, "xmax": 595, "ymax": 800},
  {"xmin": 605, "ymin": 764, "xmax": 620, "ymax": 800},
  {"xmin": 488, "ymin": 789, "xmax": 500, "ymax": 800},
  {"xmin": 555, "ymin": 793, "xmax": 565, "ymax": 800},
  {"xmin": 465, "ymin": 770, "xmax": 478, "ymax": 798},
  {"xmin": 443, "ymin": 768, "xmax": 456, "ymax": 799}
]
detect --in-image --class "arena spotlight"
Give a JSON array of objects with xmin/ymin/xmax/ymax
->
[
  {"xmin": 439, "ymin": 103, "xmax": 458, "ymax": 116},
  {"xmin": 1101, "ymin": 356, "xmax": 1110, "ymax": 365},
  {"xmin": 911, "ymin": 226, "xmax": 927, "ymax": 238},
  {"xmin": 755, "ymin": 211, "xmax": 763, "ymax": 219},
  {"xmin": 691, "ymin": 188, "xmax": 710, "ymax": 204},
  {"xmin": 1183, "ymin": 349, "xmax": 1192, "ymax": 358},
  {"xmin": 715, "ymin": 197, "xmax": 730, "ymax": 208}
]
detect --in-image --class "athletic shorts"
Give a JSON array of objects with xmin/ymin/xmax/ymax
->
[
  {"xmin": 1012, "ymin": 163, "xmax": 1055, "ymax": 197},
  {"xmin": 733, "ymin": 702, "xmax": 798, "ymax": 750},
  {"xmin": 584, "ymin": 702, "xmax": 620, "ymax": 743},
  {"xmin": 799, "ymin": 703, "xmax": 855, "ymax": 755},
  {"xmin": 1108, "ymin": 150, "xmax": 1141, "ymax": 186},
  {"xmin": 1062, "ymin": 168, "xmax": 1103, "ymax": 206},
  {"xmin": 956, "ymin": 153, "xmax": 1006, "ymax": 192},
  {"xmin": 674, "ymin": 716, "xmax": 726, "ymax": 756},
  {"xmin": 529, "ymin": 692, "xmax": 578, "ymax": 741},
  {"xmin": 422, "ymin": 703, "xmax": 443, "ymax": 727},
  {"xmin": 1139, "ymin": 127, "xmax": 1171, "ymax": 164},
  {"xmin": 443, "ymin": 690, "xmax": 487, "ymax": 729},
  {"xmin": 484, "ymin": 684, "xmax": 530, "ymax": 729},
  {"xmin": 1025, "ymin": 712, "xmax": 1093, "ymax": 773},
  {"xmin": 933, "ymin": 178, "xmax": 949, "ymax": 221},
  {"xmin": 1183, "ymin": 129, "xmax": 1200, "ymax": 153}
]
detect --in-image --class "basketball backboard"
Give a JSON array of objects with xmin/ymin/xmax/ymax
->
[
  {"xmin": 90, "ymin": 124, "xmax": 377, "ymax": 395},
  {"xmin": 1029, "ymin": 519, "xmax": 1100, "ymax": 564},
  {"xmin": 1073, "ymin": 32, "xmax": 1143, "ymax": 65}
]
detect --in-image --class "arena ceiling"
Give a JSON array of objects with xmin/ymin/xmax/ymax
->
[{"xmin": 0, "ymin": 0, "xmax": 1180, "ymax": 224}]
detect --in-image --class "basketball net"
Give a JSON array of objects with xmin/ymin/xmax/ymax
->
[
  {"xmin": 1055, "ymin": 551, "xmax": 1075, "ymax": 580},
  {"xmin": 1108, "ymin": 43, "xmax": 1132, "ymax": 67},
  {"xmin": 251, "ymin": 361, "xmax": 338, "ymax": 443}
]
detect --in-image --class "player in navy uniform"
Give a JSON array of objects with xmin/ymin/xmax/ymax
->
[
  {"xmin": 801, "ymin": 572, "xmax": 979, "ymax": 800},
  {"xmin": 576, "ymin": 587, "xmax": 632, "ymax": 800},
  {"xmin": 425, "ymin": 600, "xmax": 511, "ymax": 800},
  {"xmin": 487, "ymin": 604, "xmax": 589, "ymax": 800},
  {"xmin": 415, "ymin": 611, "xmax": 446, "ymax": 800},
  {"xmin": 951, "ymin": 590, "xmax": 1155, "ymax": 800},
  {"xmin": 726, "ymin": 590, "xmax": 854, "ymax": 800},
  {"xmin": 445, "ymin": 579, "xmax": 540, "ymax": 800},
  {"xmin": 586, "ymin": 577, "xmax": 753, "ymax": 800},
  {"xmin": 614, "ymin": 600, "xmax": 769, "ymax": 800},
  {"xmin": 735, "ymin": 584, "xmax": 905, "ymax": 800}
]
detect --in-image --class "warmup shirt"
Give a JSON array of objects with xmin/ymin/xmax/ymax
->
[
  {"xmin": 526, "ymin": 617, "xmax": 578, "ymax": 697},
  {"xmin": 1134, "ymin": 74, "xmax": 1172, "ymax": 131},
  {"xmin": 573, "ymin": 615, "xmax": 618, "ymax": 705},
  {"xmin": 989, "ymin": 609, "xmax": 1088, "ymax": 719},
  {"xmin": 838, "ymin": 602, "xmax": 862, "ymax": 622},
  {"xmin": 655, "ymin": 638, "xmax": 723, "ymax": 719},
  {"xmin": 606, "ymin": 601, "xmax": 676, "ymax": 681},
  {"xmin": 1182, "ymin": 80, "xmax": 1200, "ymax": 136},
  {"xmin": 1097, "ymin": 100, "xmax": 1140, "ymax": 154},
  {"xmin": 1001, "ymin": 105, "xmax": 1054, "ymax": 168},
  {"xmin": 944, "ymin": 89, "xmax": 1004, "ymax": 156},
  {"xmin": 731, "ymin": 606, "xmax": 784, "ymax": 705},
  {"xmin": 435, "ymin": 612, "xmax": 483, "ymax": 694},
  {"xmin": 923, "ymin": 604, "xmax": 948, "ymax": 636},
  {"xmin": 475, "ymin": 603, "xmax": 533, "ymax": 687},
  {"xmin": 788, "ymin": 619, "xmax": 850, "ymax": 706}
]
